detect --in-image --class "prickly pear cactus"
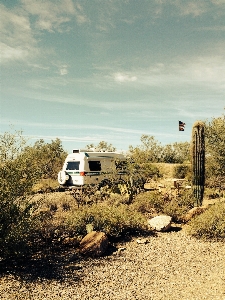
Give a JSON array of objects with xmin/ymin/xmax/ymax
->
[{"xmin": 191, "ymin": 121, "xmax": 205, "ymax": 206}]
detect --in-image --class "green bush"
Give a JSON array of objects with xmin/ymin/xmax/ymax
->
[
  {"xmin": 173, "ymin": 164, "xmax": 191, "ymax": 179},
  {"xmin": 0, "ymin": 156, "xmax": 41, "ymax": 258},
  {"xmin": 0, "ymin": 130, "xmax": 67, "ymax": 259},
  {"xmin": 131, "ymin": 189, "xmax": 195, "ymax": 222},
  {"xmin": 186, "ymin": 201, "xmax": 225, "ymax": 240},
  {"xmin": 66, "ymin": 204, "xmax": 149, "ymax": 238},
  {"xmin": 131, "ymin": 191, "xmax": 166, "ymax": 214},
  {"xmin": 163, "ymin": 190, "xmax": 195, "ymax": 222},
  {"xmin": 106, "ymin": 193, "xmax": 131, "ymax": 206},
  {"xmin": 0, "ymin": 200, "xmax": 37, "ymax": 258}
]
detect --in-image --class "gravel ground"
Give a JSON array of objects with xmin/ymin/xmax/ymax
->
[{"xmin": 0, "ymin": 229, "xmax": 225, "ymax": 300}]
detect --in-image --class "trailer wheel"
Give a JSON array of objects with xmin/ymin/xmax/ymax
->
[{"xmin": 58, "ymin": 171, "xmax": 69, "ymax": 185}]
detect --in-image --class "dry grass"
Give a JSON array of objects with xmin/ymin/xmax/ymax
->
[{"xmin": 154, "ymin": 163, "xmax": 178, "ymax": 179}]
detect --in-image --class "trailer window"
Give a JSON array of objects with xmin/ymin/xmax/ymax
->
[
  {"xmin": 66, "ymin": 161, "xmax": 80, "ymax": 170},
  {"xmin": 88, "ymin": 161, "xmax": 101, "ymax": 171}
]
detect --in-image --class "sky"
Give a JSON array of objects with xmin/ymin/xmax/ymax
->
[{"xmin": 0, "ymin": 0, "xmax": 225, "ymax": 153}]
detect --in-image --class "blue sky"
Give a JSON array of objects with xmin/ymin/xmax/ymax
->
[{"xmin": 1, "ymin": 0, "xmax": 225, "ymax": 152}]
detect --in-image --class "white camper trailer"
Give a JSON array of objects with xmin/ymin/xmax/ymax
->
[{"xmin": 58, "ymin": 149, "xmax": 126, "ymax": 188}]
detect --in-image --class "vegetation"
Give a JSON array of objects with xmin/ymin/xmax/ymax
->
[
  {"xmin": 25, "ymin": 138, "xmax": 67, "ymax": 180},
  {"xmin": 66, "ymin": 203, "xmax": 148, "ymax": 238},
  {"xmin": 131, "ymin": 189, "xmax": 195, "ymax": 222},
  {"xmin": 0, "ymin": 130, "xmax": 39, "ymax": 258},
  {"xmin": 1, "ymin": 111, "xmax": 225, "ymax": 259},
  {"xmin": 0, "ymin": 130, "xmax": 67, "ymax": 258},
  {"xmin": 173, "ymin": 164, "xmax": 191, "ymax": 179},
  {"xmin": 205, "ymin": 113, "xmax": 225, "ymax": 190},
  {"xmin": 186, "ymin": 201, "xmax": 225, "ymax": 240},
  {"xmin": 160, "ymin": 141, "xmax": 190, "ymax": 163},
  {"xmin": 86, "ymin": 141, "xmax": 116, "ymax": 152}
]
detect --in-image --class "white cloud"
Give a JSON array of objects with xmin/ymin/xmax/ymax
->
[
  {"xmin": 211, "ymin": 0, "xmax": 225, "ymax": 6},
  {"xmin": 111, "ymin": 56, "xmax": 225, "ymax": 91},
  {"xmin": 0, "ymin": 0, "xmax": 88, "ymax": 64},
  {"xmin": 0, "ymin": 118, "xmax": 179, "ymax": 141},
  {"xmin": 21, "ymin": 0, "xmax": 87, "ymax": 32},
  {"xmin": 0, "ymin": 4, "xmax": 37, "ymax": 63},
  {"xmin": 74, "ymin": 2, "xmax": 89, "ymax": 24},
  {"xmin": 0, "ymin": 43, "xmax": 29, "ymax": 63},
  {"xmin": 28, "ymin": 63, "xmax": 49, "ymax": 70},
  {"xmin": 27, "ymin": 134, "xmax": 101, "ymax": 143},
  {"xmin": 59, "ymin": 65, "xmax": 68, "ymax": 76},
  {"xmin": 177, "ymin": 1, "xmax": 208, "ymax": 16},
  {"xmin": 154, "ymin": 0, "xmax": 225, "ymax": 17},
  {"xmin": 177, "ymin": 56, "xmax": 225, "ymax": 89},
  {"xmin": 114, "ymin": 72, "xmax": 137, "ymax": 83}
]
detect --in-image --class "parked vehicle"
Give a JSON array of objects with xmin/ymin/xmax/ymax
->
[{"xmin": 58, "ymin": 149, "xmax": 126, "ymax": 188}]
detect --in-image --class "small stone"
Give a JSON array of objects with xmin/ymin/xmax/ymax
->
[
  {"xmin": 136, "ymin": 238, "xmax": 148, "ymax": 244},
  {"xmin": 114, "ymin": 247, "xmax": 126, "ymax": 255}
]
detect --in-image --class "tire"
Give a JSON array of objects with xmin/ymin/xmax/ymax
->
[{"xmin": 58, "ymin": 171, "xmax": 69, "ymax": 185}]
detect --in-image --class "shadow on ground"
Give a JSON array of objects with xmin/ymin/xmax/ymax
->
[{"xmin": 0, "ymin": 247, "xmax": 82, "ymax": 282}]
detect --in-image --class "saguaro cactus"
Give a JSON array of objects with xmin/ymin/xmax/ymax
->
[{"xmin": 191, "ymin": 121, "xmax": 205, "ymax": 206}]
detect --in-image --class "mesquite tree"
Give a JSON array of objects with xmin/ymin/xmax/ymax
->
[{"xmin": 191, "ymin": 121, "xmax": 205, "ymax": 206}]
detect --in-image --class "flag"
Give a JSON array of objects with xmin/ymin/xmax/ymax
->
[{"xmin": 179, "ymin": 121, "xmax": 186, "ymax": 131}]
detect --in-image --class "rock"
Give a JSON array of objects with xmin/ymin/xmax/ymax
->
[
  {"xmin": 79, "ymin": 231, "xmax": 108, "ymax": 257},
  {"xmin": 148, "ymin": 215, "xmax": 172, "ymax": 232},
  {"xmin": 113, "ymin": 247, "xmax": 126, "ymax": 256},
  {"xmin": 183, "ymin": 206, "xmax": 207, "ymax": 222},
  {"xmin": 185, "ymin": 185, "xmax": 192, "ymax": 189},
  {"xmin": 136, "ymin": 238, "xmax": 149, "ymax": 244}
]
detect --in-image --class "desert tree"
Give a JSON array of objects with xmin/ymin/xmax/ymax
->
[
  {"xmin": 205, "ymin": 112, "xmax": 225, "ymax": 189},
  {"xmin": 86, "ymin": 141, "xmax": 116, "ymax": 152}
]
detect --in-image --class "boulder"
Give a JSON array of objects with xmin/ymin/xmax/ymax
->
[
  {"xmin": 79, "ymin": 231, "xmax": 108, "ymax": 257},
  {"xmin": 148, "ymin": 215, "xmax": 172, "ymax": 232},
  {"xmin": 183, "ymin": 206, "xmax": 207, "ymax": 222}
]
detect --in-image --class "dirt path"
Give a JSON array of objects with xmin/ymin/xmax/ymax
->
[{"xmin": 0, "ymin": 230, "xmax": 224, "ymax": 300}]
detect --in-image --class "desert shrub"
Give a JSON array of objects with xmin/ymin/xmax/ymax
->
[
  {"xmin": 25, "ymin": 138, "xmax": 67, "ymax": 180},
  {"xmin": 131, "ymin": 191, "xmax": 166, "ymax": 214},
  {"xmin": 130, "ymin": 189, "xmax": 195, "ymax": 222},
  {"xmin": 186, "ymin": 201, "xmax": 225, "ymax": 240},
  {"xmin": 0, "ymin": 198, "xmax": 38, "ymax": 258},
  {"xmin": 163, "ymin": 200, "xmax": 186, "ymax": 222},
  {"xmin": 26, "ymin": 194, "xmax": 76, "ymax": 248},
  {"xmin": 0, "ymin": 132, "xmax": 40, "ymax": 258},
  {"xmin": 163, "ymin": 190, "xmax": 195, "ymax": 222},
  {"xmin": 66, "ymin": 204, "xmax": 148, "ymax": 238},
  {"xmin": 38, "ymin": 192, "xmax": 75, "ymax": 212},
  {"xmin": 205, "ymin": 113, "xmax": 225, "ymax": 189},
  {"xmin": 0, "ymin": 130, "xmax": 67, "ymax": 259},
  {"xmin": 32, "ymin": 178, "xmax": 59, "ymax": 193},
  {"xmin": 173, "ymin": 164, "xmax": 191, "ymax": 179},
  {"xmin": 204, "ymin": 188, "xmax": 224, "ymax": 200},
  {"xmin": 176, "ymin": 189, "xmax": 195, "ymax": 207},
  {"xmin": 106, "ymin": 193, "xmax": 131, "ymax": 206},
  {"xmin": 160, "ymin": 142, "xmax": 190, "ymax": 163}
]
